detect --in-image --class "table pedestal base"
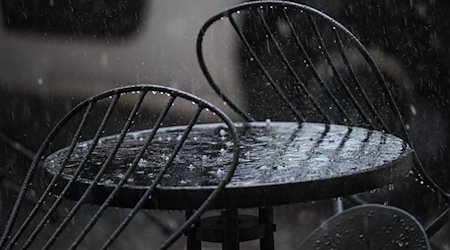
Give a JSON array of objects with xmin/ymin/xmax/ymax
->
[{"xmin": 186, "ymin": 207, "xmax": 276, "ymax": 250}]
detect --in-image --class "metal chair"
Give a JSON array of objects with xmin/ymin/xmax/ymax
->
[
  {"xmin": 0, "ymin": 84, "xmax": 240, "ymax": 249},
  {"xmin": 196, "ymin": 0, "xmax": 448, "ymax": 242},
  {"xmin": 299, "ymin": 204, "xmax": 430, "ymax": 249}
]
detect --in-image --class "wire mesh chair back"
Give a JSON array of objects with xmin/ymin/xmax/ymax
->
[
  {"xmin": 197, "ymin": 0, "xmax": 403, "ymax": 133},
  {"xmin": 197, "ymin": 0, "xmax": 450, "ymax": 237},
  {"xmin": 0, "ymin": 85, "xmax": 240, "ymax": 249},
  {"xmin": 300, "ymin": 204, "xmax": 430, "ymax": 250}
]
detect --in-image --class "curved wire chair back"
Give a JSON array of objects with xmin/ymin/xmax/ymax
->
[
  {"xmin": 0, "ymin": 84, "xmax": 240, "ymax": 250},
  {"xmin": 197, "ymin": 0, "xmax": 450, "ymax": 237},
  {"xmin": 197, "ymin": 1, "xmax": 404, "ymax": 132}
]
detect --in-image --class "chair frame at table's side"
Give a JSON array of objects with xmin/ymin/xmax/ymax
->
[{"xmin": 0, "ymin": 84, "xmax": 240, "ymax": 250}]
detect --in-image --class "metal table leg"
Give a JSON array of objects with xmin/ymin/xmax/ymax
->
[
  {"xmin": 223, "ymin": 209, "xmax": 240, "ymax": 250},
  {"xmin": 186, "ymin": 210, "xmax": 201, "ymax": 250},
  {"xmin": 259, "ymin": 207, "xmax": 275, "ymax": 250},
  {"xmin": 192, "ymin": 207, "xmax": 276, "ymax": 249}
]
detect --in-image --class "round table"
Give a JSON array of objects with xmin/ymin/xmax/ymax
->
[{"xmin": 44, "ymin": 122, "xmax": 413, "ymax": 249}]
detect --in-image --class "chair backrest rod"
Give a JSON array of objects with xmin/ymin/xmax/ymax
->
[
  {"xmin": 101, "ymin": 106, "xmax": 203, "ymax": 250},
  {"xmin": 0, "ymin": 101, "xmax": 94, "ymax": 249},
  {"xmin": 306, "ymin": 14, "xmax": 354, "ymax": 125},
  {"xmin": 68, "ymin": 95, "xmax": 176, "ymax": 249},
  {"xmin": 5, "ymin": 101, "xmax": 99, "ymax": 249},
  {"xmin": 426, "ymin": 208, "xmax": 449, "ymax": 237},
  {"xmin": 196, "ymin": 22, "xmax": 255, "ymax": 122},
  {"xmin": 41, "ymin": 91, "xmax": 147, "ymax": 250},
  {"xmin": 0, "ymin": 130, "xmax": 35, "ymax": 161},
  {"xmin": 9, "ymin": 95, "xmax": 120, "ymax": 249},
  {"xmin": 160, "ymin": 105, "xmax": 240, "ymax": 250},
  {"xmin": 256, "ymin": 9, "xmax": 330, "ymax": 123},
  {"xmin": 228, "ymin": 13, "xmax": 305, "ymax": 122},
  {"xmin": 305, "ymin": 124, "xmax": 330, "ymax": 161},
  {"xmin": 332, "ymin": 29, "xmax": 383, "ymax": 131}
]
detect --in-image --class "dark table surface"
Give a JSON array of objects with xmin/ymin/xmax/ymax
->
[{"xmin": 44, "ymin": 122, "xmax": 413, "ymax": 210}]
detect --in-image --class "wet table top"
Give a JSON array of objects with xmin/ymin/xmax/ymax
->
[{"xmin": 44, "ymin": 122, "xmax": 413, "ymax": 209}]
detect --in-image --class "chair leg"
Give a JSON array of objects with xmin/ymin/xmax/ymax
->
[
  {"xmin": 259, "ymin": 207, "xmax": 275, "ymax": 250},
  {"xmin": 144, "ymin": 211, "xmax": 177, "ymax": 235},
  {"xmin": 448, "ymin": 209, "xmax": 450, "ymax": 242},
  {"xmin": 426, "ymin": 208, "xmax": 449, "ymax": 238},
  {"xmin": 222, "ymin": 209, "xmax": 239, "ymax": 250},
  {"xmin": 186, "ymin": 210, "xmax": 201, "ymax": 250},
  {"xmin": 334, "ymin": 197, "xmax": 344, "ymax": 214}
]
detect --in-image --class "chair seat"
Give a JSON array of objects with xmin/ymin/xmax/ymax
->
[{"xmin": 299, "ymin": 204, "xmax": 430, "ymax": 250}]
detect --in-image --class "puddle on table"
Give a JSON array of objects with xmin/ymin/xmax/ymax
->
[{"xmin": 44, "ymin": 122, "xmax": 409, "ymax": 188}]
